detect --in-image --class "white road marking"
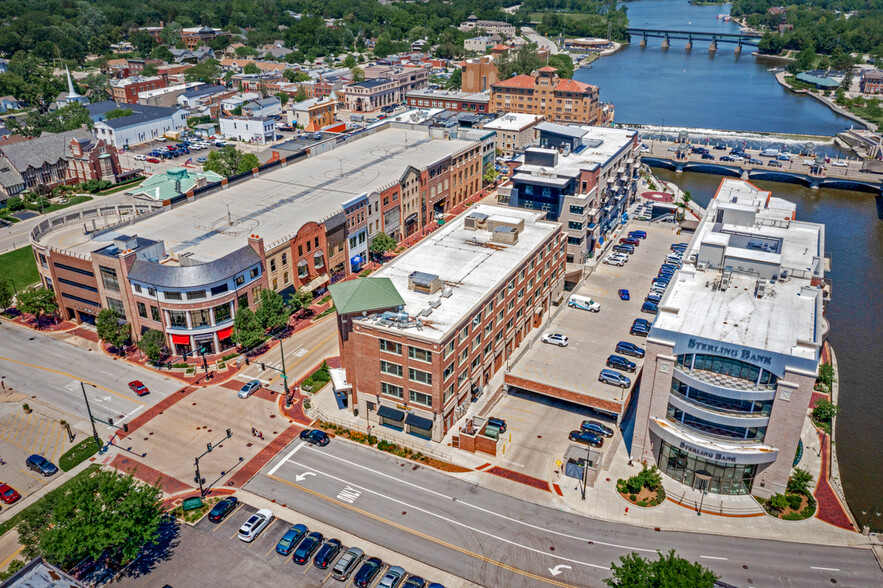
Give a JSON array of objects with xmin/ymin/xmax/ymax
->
[
  {"xmin": 699, "ymin": 556, "xmax": 728, "ymax": 560},
  {"xmin": 810, "ymin": 567, "xmax": 840, "ymax": 572},
  {"xmin": 101, "ymin": 370, "xmax": 114, "ymax": 376},
  {"xmin": 292, "ymin": 348, "xmax": 307, "ymax": 358},
  {"xmin": 278, "ymin": 460, "xmax": 610, "ymax": 570},
  {"xmin": 268, "ymin": 441, "xmax": 306, "ymax": 476},
  {"xmin": 122, "ymin": 406, "xmax": 144, "ymax": 420},
  {"xmin": 295, "ymin": 472, "xmax": 316, "ymax": 482},
  {"xmin": 297, "ymin": 446, "xmax": 657, "ymax": 554},
  {"xmin": 336, "ymin": 485, "xmax": 361, "ymax": 503},
  {"xmin": 549, "ymin": 564, "xmax": 571, "ymax": 576}
]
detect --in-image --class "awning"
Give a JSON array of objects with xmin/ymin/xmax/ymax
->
[
  {"xmin": 297, "ymin": 259, "xmax": 308, "ymax": 267},
  {"xmin": 171, "ymin": 334, "xmax": 190, "ymax": 345},
  {"xmin": 405, "ymin": 412, "xmax": 433, "ymax": 430},
  {"xmin": 217, "ymin": 325, "xmax": 234, "ymax": 339},
  {"xmin": 301, "ymin": 273, "xmax": 330, "ymax": 292},
  {"xmin": 377, "ymin": 405, "xmax": 405, "ymax": 421}
]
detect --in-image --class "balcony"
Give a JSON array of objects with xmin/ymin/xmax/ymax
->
[
  {"xmin": 674, "ymin": 365, "xmax": 776, "ymax": 394},
  {"xmin": 670, "ymin": 389, "xmax": 772, "ymax": 420}
]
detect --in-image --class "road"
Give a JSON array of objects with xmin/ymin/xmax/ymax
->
[
  {"xmin": 246, "ymin": 438, "xmax": 883, "ymax": 588},
  {"xmin": 522, "ymin": 26, "xmax": 561, "ymax": 56},
  {"xmin": 0, "ymin": 321, "xmax": 181, "ymax": 426}
]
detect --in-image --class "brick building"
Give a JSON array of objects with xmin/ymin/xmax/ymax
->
[
  {"xmin": 112, "ymin": 76, "xmax": 167, "ymax": 104},
  {"xmin": 66, "ymin": 137, "xmax": 121, "ymax": 184},
  {"xmin": 490, "ymin": 67, "xmax": 612, "ymax": 125}
]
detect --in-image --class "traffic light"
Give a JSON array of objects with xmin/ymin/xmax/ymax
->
[
  {"xmin": 123, "ymin": 423, "xmax": 129, "ymax": 433},
  {"xmin": 226, "ymin": 428, "xmax": 232, "ymax": 438},
  {"xmin": 206, "ymin": 443, "xmax": 212, "ymax": 453}
]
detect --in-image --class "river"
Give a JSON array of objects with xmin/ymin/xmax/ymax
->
[{"xmin": 580, "ymin": 1, "xmax": 880, "ymax": 526}]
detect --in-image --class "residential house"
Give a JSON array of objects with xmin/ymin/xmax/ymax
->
[
  {"xmin": 242, "ymin": 97, "xmax": 282, "ymax": 118},
  {"xmin": 0, "ymin": 96, "xmax": 22, "ymax": 113},
  {"xmin": 93, "ymin": 104, "xmax": 188, "ymax": 148},
  {"xmin": 169, "ymin": 47, "xmax": 215, "ymax": 64}
]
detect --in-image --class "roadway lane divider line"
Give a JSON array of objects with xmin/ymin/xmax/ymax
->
[
  {"xmin": 266, "ymin": 474, "xmax": 590, "ymax": 587},
  {"xmin": 810, "ymin": 567, "xmax": 840, "ymax": 571},
  {"xmin": 271, "ymin": 465, "xmax": 608, "ymax": 572},
  {"xmin": 267, "ymin": 441, "xmax": 306, "ymax": 476},
  {"xmin": 266, "ymin": 332, "xmax": 336, "ymax": 386},
  {"xmin": 699, "ymin": 555, "xmax": 728, "ymax": 560},
  {"xmin": 298, "ymin": 445, "xmax": 657, "ymax": 554}
]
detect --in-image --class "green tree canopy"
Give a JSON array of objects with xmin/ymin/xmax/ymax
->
[
  {"xmin": 16, "ymin": 287, "xmax": 57, "ymax": 321},
  {"xmin": 184, "ymin": 59, "xmax": 220, "ymax": 83},
  {"xmin": 7, "ymin": 103, "xmax": 92, "ymax": 138},
  {"xmin": 0, "ymin": 279, "xmax": 13, "ymax": 311},
  {"xmin": 160, "ymin": 22, "xmax": 184, "ymax": 47},
  {"xmin": 369, "ymin": 232, "xmax": 397, "ymax": 259},
  {"xmin": 18, "ymin": 468, "xmax": 163, "ymax": 569},
  {"xmin": 497, "ymin": 44, "xmax": 543, "ymax": 80},
  {"xmin": 137, "ymin": 328, "xmax": 167, "ymax": 363},
  {"xmin": 95, "ymin": 307, "xmax": 130, "ymax": 353},
  {"xmin": 343, "ymin": 54, "xmax": 357, "ymax": 69},
  {"xmin": 548, "ymin": 54, "xmax": 575, "ymax": 79},
  {"xmin": 202, "ymin": 145, "xmax": 260, "ymax": 177},
  {"xmin": 446, "ymin": 69, "xmax": 462, "ymax": 90},
  {"xmin": 605, "ymin": 550, "xmax": 718, "ymax": 588},
  {"xmin": 283, "ymin": 69, "xmax": 311, "ymax": 83},
  {"xmin": 105, "ymin": 108, "xmax": 133, "ymax": 120},
  {"xmin": 351, "ymin": 66, "xmax": 365, "ymax": 82},
  {"xmin": 256, "ymin": 288, "xmax": 288, "ymax": 332},
  {"xmin": 151, "ymin": 45, "xmax": 175, "ymax": 64},
  {"xmin": 243, "ymin": 62, "xmax": 261, "ymax": 75},
  {"xmin": 232, "ymin": 306, "xmax": 264, "ymax": 351},
  {"xmin": 289, "ymin": 289, "xmax": 314, "ymax": 312}
]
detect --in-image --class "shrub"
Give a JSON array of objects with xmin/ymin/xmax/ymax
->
[
  {"xmin": 58, "ymin": 436, "xmax": 100, "ymax": 471},
  {"xmin": 630, "ymin": 494, "xmax": 637, "ymax": 502},
  {"xmin": 626, "ymin": 476, "xmax": 643, "ymax": 495},
  {"xmin": 637, "ymin": 500, "xmax": 647, "ymax": 507},
  {"xmin": 812, "ymin": 399, "xmax": 840, "ymax": 424},
  {"xmin": 786, "ymin": 493, "xmax": 803, "ymax": 510},
  {"xmin": 768, "ymin": 493, "xmax": 789, "ymax": 513},
  {"xmin": 787, "ymin": 467, "xmax": 813, "ymax": 496}
]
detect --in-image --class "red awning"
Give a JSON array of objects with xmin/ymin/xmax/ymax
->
[
  {"xmin": 171, "ymin": 334, "xmax": 190, "ymax": 345},
  {"xmin": 217, "ymin": 326, "xmax": 234, "ymax": 340}
]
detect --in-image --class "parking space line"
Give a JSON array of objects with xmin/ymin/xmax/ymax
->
[
  {"xmin": 212, "ymin": 504, "xmax": 244, "ymax": 532},
  {"xmin": 50, "ymin": 427, "xmax": 65, "ymax": 463},
  {"xmin": 251, "ymin": 520, "xmax": 278, "ymax": 549},
  {"xmin": 12, "ymin": 412, "xmax": 28, "ymax": 444},
  {"xmin": 0, "ymin": 412, "xmax": 16, "ymax": 434},
  {"xmin": 38, "ymin": 419, "xmax": 53, "ymax": 454},
  {"xmin": 19, "ymin": 467, "xmax": 48, "ymax": 486},
  {"xmin": 24, "ymin": 416, "xmax": 42, "ymax": 453}
]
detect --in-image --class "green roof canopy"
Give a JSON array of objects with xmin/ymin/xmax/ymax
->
[{"xmin": 328, "ymin": 277, "xmax": 405, "ymax": 316}]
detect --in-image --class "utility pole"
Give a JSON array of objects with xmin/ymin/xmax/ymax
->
[
  {"xmin": 581, "ymin": 443, "xmax": 590, "ymax": 500},
  {"xmin": 80, "ymin": 381, "xmax": 102, "ymax": 449},
  {"xmin": 194, "ymin": 428, "xmax": 232, "ymax": 497}
]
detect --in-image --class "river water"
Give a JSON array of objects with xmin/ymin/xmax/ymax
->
[{"xmin": 578, "ymin": 1, "xmax": 880, "ymax": 524}]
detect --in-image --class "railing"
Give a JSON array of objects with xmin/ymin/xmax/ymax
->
[
  {"xmin": 670, "ymin": 389, "xmax": 771, "ymax": 418},
  {"xmin": 666, "ymin": 415, "xmax": 765, "ymax": 445}
]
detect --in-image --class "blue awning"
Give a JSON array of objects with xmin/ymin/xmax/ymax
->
[
  {"xmin": 405, "ymin": 412, "xmax": 433, "ymax": 430},
  {"xmin": 377, "ymin": 405, "xmax": 405, "ymax": 421}
]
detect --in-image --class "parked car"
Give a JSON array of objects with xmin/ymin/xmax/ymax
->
[
  {"xmin": 275, "ymin": 524, "xmax": 308, "ymax": 555},
  {"xmin": 767, "ymin": 160, "xmax": 782, "ymax": 168},
  {"xmin": 606, "ymin": 354, "xmax": 636, "ymax": 373},
  {"xmin": 581, "ymin": 420, "xmax": 615, "ymax": 437},
  {"xmin": 633, "ymin": 318, "xmax": 652, "ymax": 329},
  {"xmin": 128, "ymin": 380, "xmax": 149, "ymax": 396},
  {"xmin": 208, "ymin": 496, "xmax": 238, "ymax": 522},
  {"xmin": 619, "ymin": 237, "xmax": 640, "ymax": 247},
  {"xmin": 713, "ymin": 144, "xmax": 726, "ymax": 150},
  {"xmin": 616, "ymin": 341, "xmax": 645, "ymax": 358},
  {"xmin": 0, "ymin": 483, "xmax": 20, "ymax": 505},
  {"xmin": 292, "ymin": 531, "xmax": 324, "ymax": 564},
  {"xmin": 313, "ymin": 538, "xmax": 342, "ymax": 569},
  {"xmin": 299, "ymin": 429, "xmax": 330, "ymax": 446},
  {"xmin": 700, "ymin": 153, "xmax": 715, "ymax": 160},
  {"xmin": 641, "ymin": 301, "xmax": 659, "ymax": 315},
  {"xmin": 645, "ymin": 293, "xmax": 662, "ymax": 305},
  {"xmin": 26, "ymin": 454, "xmax": 58, "ymax": 477},
  {"xmin": 599, "ymin": 369, "xmax": 631, "ymax": 388},
  {"xmin": 603, "ymin": 255, "xmax": 625, "ymax": 267},
  {"xmin": 238, "ymin": 379, "xmax": 261, "ymax": 398},
  {"xmin": 354, "ymin": 557, "xmax": 384, "ymax": 588},
  {"xmin": 630, "ymin": 323, "xmax": 651, "ymax": 337},
  {"xmin": 568, "ymin": 430, "xmax": 604, "ymax": 447},
  {"xmin": 196, "ymin": 157, "xmax": 207, "ymax": 163},
  {"xmin": 133, "ymin": 154, "xmax": 147, "ymax": 161},
  {"xmin": 748, "ymin": 158, "xmax": 763, "ymax": 165},
  {"xmin": 613, "ymin": 244, "xmax": 634, "ymax": 254},
  {"xmin": 540, "ymin": 333, "xmax": 569, "ymax": 347},
  {"xmin": 720, "ymin": 155, "xmax": 736, "ymax": 162},
  {"xmin": 332, "ymin": 547, "xmax": 364, "ymax": 581},
  {"xmin": 402, "ymin": 576, "xmax": 427, "ymax": 588},
  {"xmin": 238, "ymin": 508, "xmax": 273, "ymax": 542},
  {"xmin": 487, "ymin": 417, "xmax": 507, "ymax": 433},
  {"xmin": 667, "ymin": 146, "xmax": 677, "ymax": 152},
  {"xmin": 378, "ymin": 566, "xmax": 406, "ymax": 588},
  {"xmin": 146, "ymin": 157, "xmax": 160, "ymax": 163},
  {"xmin": 628, "ymin": 230, "xmax": 647, "ymax": 239},
  {"xmin": 658, "ymin": 268, "xmax": 675, "ymax": 277},
  {"xmin": 618, "ymin": 289, "xmax": 630, "ymax": 301},
  {"xmin": 671, "ymin": 243, "xmax": 688, "ymax": 251}
]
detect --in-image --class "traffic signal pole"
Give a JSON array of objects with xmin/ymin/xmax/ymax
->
[{"xmin": 193, "ymin": 428, "xmax": 233, "ymax": 497}]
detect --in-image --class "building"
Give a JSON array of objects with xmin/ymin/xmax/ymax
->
[
  {"xmin": 340, "ymin": 79, "xmax": 400, "ymax": 112},
  {"xmin": 219, "ymin": 116, "xmax": 277, "ymax": 145},
  {"xmin": 490, "ymin": 67, "xmax": 610, "ymax": 125},
  {"xmin": 460, "ymin": 55, "xmax": 499, "ymax": 93},
  {"xmin": 176, "ymin": 85, "xmax": 235, "ymax": 116},
  {"xmin": 0, "ymin": 129, "xmax": 93, "ymax": 202},
  {"xmin": 138, "ymin": 83, "xmax": 204, "ymax": 108},
  {"xmin": 30, "ymin": 124, "xmax": 483, "ymax": 350},
  {"xmin": 52, "ymin": 68, "xmax": 90, "ymax": 110},
  {"xmin": 112, "ymin": 76, "xmax": 167, "ymax": 105},
  {"xmin": 230, "ymin": 72, "xmax": 284, "ymax": 92},
  {"xmin": 459, "ymin": 14, "xmax": 516, "ymax": 37},
  {"xmin": 242, "ymin": 97, "xmax": 282, "ymax": 118},
  {"xmin": 457, "ymin": 127, "xmax": 496, "ymax": 173},
  {"xmin": 794, "ymin": 72, "xmax": 841, "ymax": 90},
  {"xmin": 169, "ymin": 47, "xmax": 215, "ymax": 64},
  {"xmin": 0, "ymin": 96, "xmax": 22, "ymax": 113},
  {"xmin": 328, "ymin": 204, "xmax": 565, "ymax": 441},
  {"xmin": 0, "ymin": 557, "xmax": 86, "ymax": 588},
  {"xmin": 128, "ymin": 167, "xmax": 224, "ymax": 201},
  {"xmin": 860, "ymin": 69, "xmax": 883, "ymax": 94},
  {"xmin": 66, "ymin": 136, "xmax": 122, "ymax": 185},
  {"xmin": 464, "ymin": 36, "xmax": 495, "ymax": 53},
  {"xmin": 631, "ymin": 178, "xmax": 829, "ymax": 499},
  {"xmin": 500, "ymin": 123, "xmax": 640, "ymax": 263},
  {"xmin": 156, "ymin": 63, "xmax": 194, "ymax": 85},
  {"xmin": 364, "ymin": 65, "xmax": 429, "ymax": 96},
  {"xmin": 93, "ymin": 104, "xmax": 188, "ymax": 148},
  {"xmin": 289, "ymin": 96, "xmax": 338, "ymax": 131},
  {"xmin": 562, "ymin": 38, "xmax": 615, "ymax": 53},
  {"xmin": 482, "ymin": 112, "xmax": 544, "ymax": 157},
  {"xmin": 405, "ymin": 89, "xmax": 490, "ymax": 114}
]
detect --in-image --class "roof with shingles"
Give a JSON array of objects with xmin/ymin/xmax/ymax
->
[
  {"xmin": 328, "ymin": 278, "xmax": 405, "ymax": 316},
  {"xmin": 554, "ymin": 79, "xmax": 594, "ymax": 93},
  {"xmin": 492, "ymin": 75, "xmax": 536, "ymax": 89},
  {"xmin": 0, "ymin": 128, "xmax": 91, "ymax": 172}
]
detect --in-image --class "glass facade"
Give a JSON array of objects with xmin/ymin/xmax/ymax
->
[
  {"xmin": 657, "ymin": 440, "xmax": 757, "ymax": 495},
  {"xmin": 677, "ymin": 353, "xmax": 778, "ymax": 388},
  {"xmin": 666, "ymin": 405, "xmax": 767, "ymax": 442},
  {"xmin": 670, "ymin": 379, "xmax": 773, "ymax": 416}
]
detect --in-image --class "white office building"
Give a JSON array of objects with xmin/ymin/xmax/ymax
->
[{"xmin": 219, "ymin": 116, "xmax": 277, "ymax": 145}]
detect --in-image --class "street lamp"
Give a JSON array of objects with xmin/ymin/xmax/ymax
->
[{"xmin": 80, "ymin": 381, "xmax": 102, "ymax": 450}]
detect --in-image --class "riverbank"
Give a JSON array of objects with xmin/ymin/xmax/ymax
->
[{"xmin": 776, "ymin": 72, "xmax": 877, "ymax": 131}]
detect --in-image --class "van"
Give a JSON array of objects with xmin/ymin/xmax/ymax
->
[
  {"xmin": 567, "ymin": 295, "xmax": 601, "ymax": 313},
  {"xmin": 332, "ymin": 547, "xmax": 364, "ymax": 581},
  {"xmin": 645, "ymin": 293, "xmax": 662, "ymax": 305},
  {"xmin": 351, "ymin": 114, "xmax": 364, "ymax": 122}
]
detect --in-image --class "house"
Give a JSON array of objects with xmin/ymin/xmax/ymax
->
[
  {"xmin": 0, "ymin": 96, "xmax": 22, "ymax": 113},
  {"xmin": 66, "ymin": 136, "xmax": 122, "ymax": 184},
  {"xmin": 219, "ymin": 116, "xmax": 277, "ymax": 145},
  {"xmin": 0, "ymin": 58, "xmax": 8, "ymax": 74},
  {"xmin": 289, "ymin": 96, "xmax": 338, "ymax": 131},
  {"xmin": 93, "ymin": 104, "xmax": 188, "ymax": 148},
  {"xmin": 220, "ymin": 92, "xmax": 261, "ymax": 114},
  {"xmin": 112, "ymin": 76, "xmax": 167, "ymax": 104},
  {"xmin": 176, "ymin": 85, "xmax": 235, "ymax": 116},
  {"xmin": 0, "ymin": 128, "xmax": 93, "ymax": 202},
  {"xmin": 52, "ymin": 68, "xmax": 90, "ymax": 110},
  {"xmin": 169, "ymin": 47, "xmax": 216, "ymax": 64},
  {"xmin": 860, "ymin": 69, "xmax": 883, "ymax": 94},
  {"xmin": 242, "ymin": 97, "xmax": 282, "ymax": 118}
]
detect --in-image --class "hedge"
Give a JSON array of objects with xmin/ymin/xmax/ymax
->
[{"xmin": 58, "ymin": 437, "xmax": 100, "ymax": 472}]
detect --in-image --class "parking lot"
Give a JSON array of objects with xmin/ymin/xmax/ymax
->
[
  {"xmin": 116, "ymin": 135, "xmax": 276, "ymax": 177},
  {"xmin": 116, "ymin": 502, "xmax": 447, "ymax": 588}
]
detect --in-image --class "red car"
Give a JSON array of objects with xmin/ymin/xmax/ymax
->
[
  {"xmin": 128, "ymin": 380, "xmax": 149, "ymax": 396},
  {"xmin": 0, "ymin": 483, "xmax": 20, "ymax": 504},
  {"xmin": 146, "ymin": 157, "xmax": 160, "ymax": 163}
]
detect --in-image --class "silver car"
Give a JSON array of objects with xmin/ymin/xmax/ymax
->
[
  {"xmin": 332, "ymin": 546, "xmax": 364, "ymax": 581},
  {"xmin": 238, "ymin": 379, "xmax": 261, "ymax": 398},
  {"xmin": 378, "ymin": 566, "xmax": 406, "ymax": 588}
]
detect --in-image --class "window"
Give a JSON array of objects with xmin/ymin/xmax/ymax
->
[
  {"xmin": 471, "ymin": 355, "xmax": 480, "ymax": 370},
  {"xmin": 444, "ymin": 339, "xmax": 455, "ymax": 358},
  {"xmin": 409, "ymin": 390, "xmax": 432, "ymax": 407},
  {"xmin": 137, "ymin": 302, "xmax": 147, "ymax": 318},
  {"xmin": 169, "ymin": 310, "xmax": 187, "ymax": 328},
  {"xmin": 250, "ymin": 267, "xmax": 259, "ymax": 279},
  {"xmin": 472, "ymin": 334, "xmax": 482, "ymax": 351},
  {"xmin": 380, "ymin": 360, "xmax": 403, "ymax": 377},
  {"xmin": 214, "ymin": 302, "xmax": 232, "ymax": 323},
  {"xmin": 190, "ymin": 308, "xmax": 211, "ymax": 327},
  {"xmin": 409, "ymin": 368, "xmax": 432, "ymax": 385},
  {"xmin": 211, "ymin": 283, "xmax": 229, "ymax": 296},
  {"xmin": 150, "ymin": 305, "xmax": 161, "ymax": 322},
  {"xmin": 458, "ymin": 326, "xmax": 469, "ymax": 343},
  {"xmin": 444, "ymin": 383, "xmax": 455, "ymax": 403},
  {"xmin": 443, "ymin": 362, "xmax": 454, "ymax": 381},
  {"xmin": 148, "ymin": 286, "xmax": 155, "ymax": 297},
  {"xmin": 472, "ymin": 312, "xmax": 482, "ymax": 328},
  {"xmin": 568, "ymin": 221, "xmax": 583, "ymax": 231},
  {"xmin": 506, "ymin": 318, "xmax": 513, "ymax": 331},
  {"xmin": 458, "ymin": 370, "xmax": 468, "ymax": 388},
  {"xmin": 408, "ymin": 346, "xmax": 432, "ymax": 363},
  {"xmin": 270, "ymin": 259, "xmax": 276, "ymax": 272},
  {"xmin": 484, "ymin": 342, "xmax": 492, "ymax": 357},
  {"xmin": 484, "ymin": 322, "xmax": 493, "ymax": 337},
  {"xmin": 187, "ymin": 290, "xmax": 206, "ymax": 300},
  {"xmin": 315, "ymin": 237, "xmax": 320, "ymax": 248},
  {"xmin": 381, "ymin": 382, "xmax": 404, "ymax": 399},
  {"xmin": 508, "ymin": 280, "xmax": 515, "ymax": 293},
  {"xmin": 133, "ymin": 284, "xmax": 142, "ymax": 294},
  {"xmin": 379, "ymin": 339, "xmax": 402, "ymax": 354},
  {"xmin": 298, "ymin": 245, "xmax": 303, "ymax": 257},
  {"xmin": 281, "ymin": 253, "xmax": 287, "ymax": 266},
  {"xmin": 99, "ymin": 267, "xmax": 119, "ymax": 292},
  {"xmin": 164, "ymin": 291, "xmax": 182, "ymax": 301},
  {"xmin": 458, "ymin": 347, "xmax": 469, "ymax": 366},
  {"xmin": 569, "ymin": 205, "xmax": 584, "ymax": 215}
]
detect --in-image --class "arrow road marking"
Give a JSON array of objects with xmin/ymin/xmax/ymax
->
[
  {"xmin": 295, "ymin": 472, "xmax": 316, "ymax": 482},
  {"xmin": 549, "ymin": 565, "xmax": 571, "ymax": 576},
  {"xmin": 268, "ymin": 441, "xmax": 306, "ymax": 476}
]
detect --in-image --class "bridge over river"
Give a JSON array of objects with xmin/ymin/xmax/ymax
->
[{"xmin": 625, "ymin": 27, "xmax": 761, "ymax": 51}]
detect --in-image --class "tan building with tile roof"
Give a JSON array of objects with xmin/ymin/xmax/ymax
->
[{"xmin": 490, "ymin": 68, "xmax": 612, "ymax": 126}]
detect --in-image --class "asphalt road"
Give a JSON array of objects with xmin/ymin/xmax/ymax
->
[
  {"xmin": 0, "ymin": 321, "xmax": 181, "ymax": 426},
  {"xmin": 246, "ymin": 438, "xmax": 882, "ymax": 588}
]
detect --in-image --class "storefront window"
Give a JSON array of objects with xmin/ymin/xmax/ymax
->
[
  {"xmin": 657, "ymin": 440, "xmax": 756, "ymax": 495},
  {"xmin": 168, "ymin": 310, "xmax": 187, "ymax": 328},
  {"xmin": 213, "ymin": 302, "xmax": 232, "ymax": 323},
  {"xmin": 190, "ymin": 309, "xmax": 211, "ymax": 328}
]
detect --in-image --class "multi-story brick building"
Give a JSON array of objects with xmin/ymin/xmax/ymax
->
[
  {"xmin": 66, "ymin": 137, "xmax": 121, "ymax": 185},
  {"xmin": 405, "ymin": 89, "xmax": 490, "ymax": 114},
  {"xmin": 482, "ymin": 112, "xmax": 544, "ymax": 157},
  {"xmin": 490, "ymin": 67, "xmax": 612, "ymax": 125},
  {"xmin": 459, "ymin": 14, "xmax": 516, "ymax": 37},
  {"xmin": 0, "ymin": 129, "xmax": 94, "ymax": 203},
  {"xmin": 364, "ymin": 65, "xmax": 429, "ymax": 96},
  {"xmin": 112, "ymin": 76, "xmax": 167, "ymax": 105},
  {"xmin": 289, "ymin": 96, "xmax": 338, "ymax": 132},
  {"xmin": 29, "ymin": 124, "xmax": 484, "ymax": 353},
  {"xmin": 340, "ymin": 79, "xmax": 401, "ymax": 112},
  {"xmin": 328, "ymin": 205, "xmax": 566, "ymax": 440}
]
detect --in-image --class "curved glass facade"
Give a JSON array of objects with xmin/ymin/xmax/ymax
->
[
  {"xmin": 666, "ymin": 405, "xmax": 767, "ymax": 442},
  {"xmin": 676, "ymin": 353, "xmax": 778, "ymax": 389},
  {"xmin": 657, "ymin": 440, "xmax": 757, "ymax": 495},
  {"xmin": 670, "ymin": 379, "xmax": 773, "ymax": 416}
]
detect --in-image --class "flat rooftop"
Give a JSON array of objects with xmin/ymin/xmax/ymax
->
[
  {"xmin": 516, "ymin": 125, "xmax": 636, "ymax": 179},
  {"xmin": 483, "ymin": 113, "xmax": 544, "ymax": 131},
  {"xmin": 39, "ymin": 126, "xmax": 477, "ymax": 262},
  {"xmin": 359, "ymin": 204, "xmax": 559, "ymax": 343}
]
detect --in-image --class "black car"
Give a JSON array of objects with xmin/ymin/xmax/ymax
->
[
  {"xmin": 630, "ymin": 323, "xmax": 650, "ymax": 337},
  {"xmin": 616, "ymin": 341, "xmax": 645, "ymax": 358},
  {"xmin": 292, "ymin": 531, "xmax": 323, "ymax": 565},
  {"xmin": 581, "ymin": 420, "xmax": 614, "ymax": 438},
  {"xmin": 487, "ymin": 417, "xmax": 507, "ymax": 433},
  {"xmin": 402, "ymin": 576, "xmax": 426, "ymax": 588},
  {"xmin": 313, "ymin": 538, "xmax": 342, "ymax": 569},
  {"xmin": 641, "ymin": 301, "xmax": 659, "ymax": 315},
  {"xmin": 606, "ymin": 354, "xmax": 636, "ymax": 373},
  {"xmin": 354, "ymin": 557, "xmax": 384, "ymax": 588},
  {"xmin": 26, "ymin": 454, "xmax": 58, "ymax": 476},
  {"xmin": 208, "ymin": 496, "xmax": 238, "ymax": 522},
  {"xmin": 568, "ymin": 430, "xmax": 604, "ymax": 447},
  {"xmin": 299, "ymin": 429, "xmax": 330, "ymax": 446}
]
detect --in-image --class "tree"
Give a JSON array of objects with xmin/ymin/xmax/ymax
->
[
  {"xmin": 548, "ymin": 54, "xmax": 575, "ymax": 79},
  {"xmin": 283, "ymin": 69, "xmax": 311, "ymax": 83},
  {"xmin": 497, "ymin": 44, "xmax": 543, "ymax": 80},
  {"xmin": 256, "ymin": 288, "xmax": 288, "ymax": 332},
  {"xmin": 789, "ymin": 44, "xmax": 817, "ymax": 74},
  {"xmin": 483, "ymin": 164, "xmax": 499, "ymax": 185},
  {"xmin": 351, "ymin": 66, "xmax": 365, "ymax": 82},
  {"xmin": 105, "ymin": 108, "xmax": 133, "ymax": 120},
  {"xmin": 141, "ymin": 63, "xmax": 159, "ymax": 77},
  {"xmin": 605, "ymin": 550, "xmax": 718, "ymax": 588},
  {"xmin": 235, "ymin": 45, "xmax": 259, "ymax": 58},
  {"xmin": 7, "ymin": 103, "xmax": 93, "ymax": 138},
  {"xmin": 787, "ymin": 467, "xmax": 813, "ymax": 496},
  {"xmin": 817, "ymin": 362, "xmax": 835, "ymax": 387},
  {"xmin": 96, "ymin": 307, "xmax": 129, "ymax": 354},
  {"xmin": 160, "ymin": 22, "xmax": 184, "ymax": 47},
  {"xmin": 243, "ymin": 62, "xmax": 261, "ymax": 75},
  {"xmin": 0, "ymin": 278, "xmax": 13, "ymax": 311},
  {"xmin": 446, "ymin": 69, "xmax": 462, "ymax": 90},
  {"xmin": 202, "ymin": 145, "xmax": 260, "ymax": 177},
  {"xmin": 137, "ymin": 328, "xmax": 167, "ymax": 363},
  {"xmin": 343, "ymin": 54, "xmax": 357, "ymax": 69},
  {"xmin": 15, "ymin": 287, "xmax": 57, "ymax": 322},
  {"xmin": 18, "ymin": 468, "xmax": 163, "ymax": 569},
  {"xmin": 151, "ymin": 45, "xmax": 175, "ymax": 63},
  {"xmin": 232, "ymin": 307, "xmax": 264, "ymax": 351},
  {"xmin": 276, "ymin": 92, "xmax": 289, "ymax": 106},
  {"xmin": 768, "ymin": 492, "xmax": 790, "ymax": 513},
  {"xmin": 289, "ymin": 289, "xmax": 314, "ymax": 312},
  {"xmin": 831, "ymin": 46, "xmax": 853, "ymax": 72},
  {"xmin": 184, "ymin": 59, "xmax": 220, "ymax": 83},
  {"xmin": 812, "ymin": 398, "xmax": 840, "ymax": 424},
  {"xmin": 369, "ymin": 232, "xmax": 397, "ymax": 260},
  {"xmin": 5, "ymin": 197, "xmax": 24, "ymax": 212}
]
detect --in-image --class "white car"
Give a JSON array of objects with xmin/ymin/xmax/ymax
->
[
  {"xmin": 803, "ymin": 159, "xmax": 814, "ymax": 166},
  {"xmin": 667, "ymin": 146, "xmax": 677, "ymax": 152},
  {"xmin": 541, "ymin": 333, "xmax": 569, "ymax": 347},
  {"xmin": 133, "ymin": 154, "xmax": 147, "ymax": 161},
  {"xmin": 603, "ymin": 256, "xmax": 625, "ymax": 267},
  {"xmin": 238, "ymin": 508, "xmax": 273, "ymax": 542},
  {"xmin": 831, "ymin": 160, "xmax": 848, "ymax": 168}
]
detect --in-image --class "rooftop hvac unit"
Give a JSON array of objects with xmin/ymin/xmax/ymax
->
[
  {"xmin": 418, "ymin": 307, "xmax": 433, "ymax": 317},
  {"xmin": 441, "ymin": 286, "xmax": 453, "ymax": 298},
  {"xmin": 697, "ymin": 261, "xmax": 708, "ymax": 271},
  {"xmin": 428, "ymin": 299, "xmax": 441, "ymax": 309}
]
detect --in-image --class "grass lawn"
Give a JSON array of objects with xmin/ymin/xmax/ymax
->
[
  {"xmin": 31, "ymin": 195, "xmax": 93, "ymax": 214},
  {"xmin": 0, "ymin": 246, "xmax": 41, "ymax": 291},
  {"xmin": 59, "ymin": 436, "xmax": 101, "ymax": 472}
]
